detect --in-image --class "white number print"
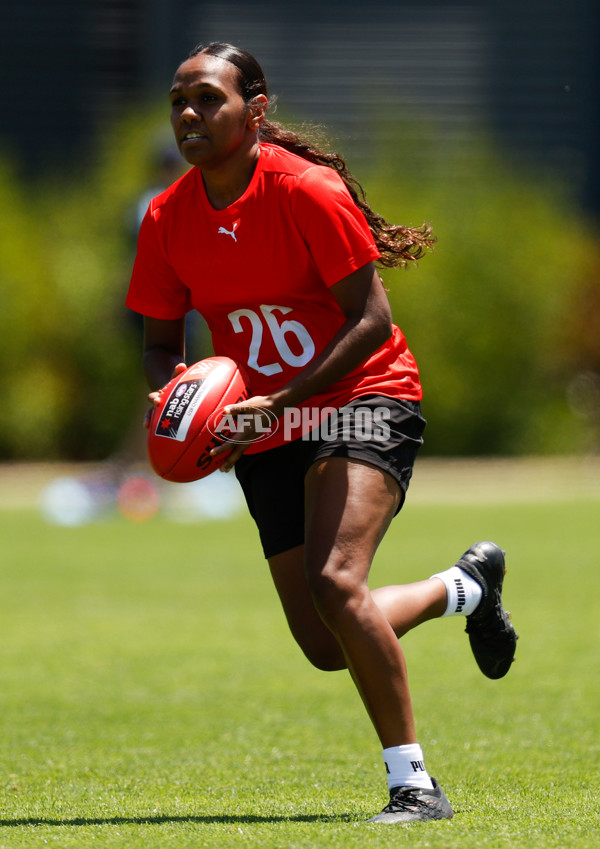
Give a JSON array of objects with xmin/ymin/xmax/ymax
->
[{"xmin": 228, "ymin": 304, "xmax": 316, "ymax": 376}]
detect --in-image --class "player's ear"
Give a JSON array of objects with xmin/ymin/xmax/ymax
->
[{"xmin": 247, "ymin": 95, "xmax": 268, "ymax": 130}]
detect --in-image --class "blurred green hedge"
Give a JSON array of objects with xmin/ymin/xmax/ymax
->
[
  {"xmin": 1, "ymin": 115, "xmax": 598, "ymax": 460},
  {"xmin": 0, "ymin": 110, "xmax": 183, "ymax": 461}
]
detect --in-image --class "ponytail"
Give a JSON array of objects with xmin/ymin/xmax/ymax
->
[{"xmin": 259, "ymin": 120, "xmax": 435, "ymax": 268}]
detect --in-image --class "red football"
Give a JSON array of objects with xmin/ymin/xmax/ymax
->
[{"xmin": 147, "ymin": 356, "xmax": 250, "ymax": 482}]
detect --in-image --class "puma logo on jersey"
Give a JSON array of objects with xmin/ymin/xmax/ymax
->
[{"xmin": 218, "ymin": 220, "xmax": 240, "ymax": 242}]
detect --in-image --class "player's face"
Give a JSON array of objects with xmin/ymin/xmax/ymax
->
[{"xmin": 169, "ymin": 54, "xmax": 255, "ymax": 169}]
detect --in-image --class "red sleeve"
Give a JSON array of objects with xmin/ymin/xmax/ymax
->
[
  {"xmin": 290, "ymin": 166, "xmax": 380, "ymax": 287},
  {"xmin": 126, "ymin": 204, "xmax": 192, "ymax": 319}
]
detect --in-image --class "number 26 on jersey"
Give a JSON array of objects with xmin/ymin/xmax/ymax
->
[{"xmin": 228, "ymin": 304, "xmax": 315, "ymax": 376}]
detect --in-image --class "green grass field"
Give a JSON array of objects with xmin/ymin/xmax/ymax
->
[{"xmin": 0, "ymin": 464, "xmax": 599, "ymax": 848}]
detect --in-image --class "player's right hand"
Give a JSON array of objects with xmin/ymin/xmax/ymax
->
[{"xmin": 143, "ymin": 362, "xmax": 187, "ymax": 429}]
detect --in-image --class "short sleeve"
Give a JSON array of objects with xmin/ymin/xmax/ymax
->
[
  {"xmin": 126, "ymin": 205, "xmax": 192, "ymax": 319},
  {"xmin": 290, "ymin": 166, "xmax": 380, "ymax": 286}
]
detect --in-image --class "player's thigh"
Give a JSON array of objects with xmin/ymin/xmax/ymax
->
[{"xmin": 303, "ymin": 457, "xmax": 402, "ymax": 587}]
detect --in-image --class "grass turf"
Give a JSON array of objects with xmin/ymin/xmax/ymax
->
[{"xmin": 0, "ymin": 487, "xmax": 599, "ymax": 847}]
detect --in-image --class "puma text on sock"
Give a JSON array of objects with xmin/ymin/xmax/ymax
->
[
  {"xmin": 430, "ymin": 565, "xmax": 482, "ymax": 617},
  {"xmin": 382, "ymin": 743, "xmax": 434, "ymax": 790}
]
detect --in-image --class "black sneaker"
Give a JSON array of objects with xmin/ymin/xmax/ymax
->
[
  {"xmin": 368, "ymin": 779, "xmax": 453, "ymax": 823},
  {"xmin": 456, "ymin": 541, "xmax": 518, "ymax": 679}
]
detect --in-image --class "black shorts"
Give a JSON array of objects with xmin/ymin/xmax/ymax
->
[{"xmin": 234, "ymin": 395, "xmax": 426, "ymax": 559}]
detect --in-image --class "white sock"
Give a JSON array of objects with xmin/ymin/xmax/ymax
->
[
  {"xmin": 382, "ymin": 743, "xmax": 434, "ymax": 790},
  {"xmin": 430, "ymin": 565, "xmax": 482, "ymax": 617}
]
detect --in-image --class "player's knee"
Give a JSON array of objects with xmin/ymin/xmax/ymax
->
[{"xmin": 305, "ymin": 562, "xmax": 363, "ymax": 625}]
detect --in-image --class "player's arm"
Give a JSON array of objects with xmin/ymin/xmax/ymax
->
[
  {"xmin": 271, "ymin": 261, "xmax": 392, "ymax": 411},
  {"xmin": 216, "ymin": 262, "xmax": 391, "ymax": 469},
  {"xmin": 142, "ymin": 316, "xmax": 187, "ymax": 427}
]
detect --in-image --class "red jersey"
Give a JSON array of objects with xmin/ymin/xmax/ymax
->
[{"xmin": 126, "ymin": 143, "xmax": 422, "ymax": 452}]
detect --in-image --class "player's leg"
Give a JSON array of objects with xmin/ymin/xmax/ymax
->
[
  {"xmin": 373, "ymin": 581, "xmax": 447, "ymax": 637},
  {"xmin": 243, "ymin": 425, "xmax": 445, "ymax": 670},
  {"xmin": 269, "ymin": 537, "xmax": 517, "ymax": 680},
  {"xmin": 301, "ymin": 456, "xmax": 419, "ymax": 748},
  {"xmin": 268, "ymin": 545, "xmax": 347, "ymax": 671},
  {"xmin": 268, "ymin": 548, "xmax": 448, "ymax": 670},
  {"xmin": 302, "ymin": 455, "xmax": 453, "ymax": 822}
]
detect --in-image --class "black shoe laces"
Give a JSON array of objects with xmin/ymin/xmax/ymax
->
[{"xmin": 382, "ymin": 786, "xmax": 426, "ymax": 813}]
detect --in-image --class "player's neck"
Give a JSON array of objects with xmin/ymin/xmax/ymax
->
[{"xmin": 200, "ymin": 143, "xmax": 260, "ymax": 210}]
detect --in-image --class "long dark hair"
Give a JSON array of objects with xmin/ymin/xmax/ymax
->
[{"xmin": 188, "ymin": 42, "xmax": 435, "ymax": 268}]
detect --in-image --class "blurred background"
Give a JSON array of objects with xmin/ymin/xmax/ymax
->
[{"xmin": 1, "ymin": 0, "xmax": 599, "ymax": 478}]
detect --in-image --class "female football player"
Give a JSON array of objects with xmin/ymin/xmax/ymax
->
[{"xmin": 126, "ymin": 42, "xmax": 518, "ymax": 824}]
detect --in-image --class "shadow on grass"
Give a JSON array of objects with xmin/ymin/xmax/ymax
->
[{"xmin": 0, "ymin": 813, "xmax": 359, "ymax": 827}]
